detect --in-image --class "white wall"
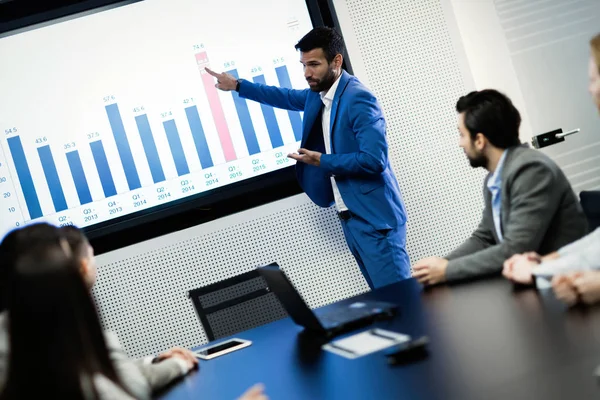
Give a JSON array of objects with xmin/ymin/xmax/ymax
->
[
  {"xmin": 447, "ymin": 0, "xmax": 600, "ymax": 191},
  {"xmin": 446, "ymin": 0, "xmax": 533, "ymax": 143}
]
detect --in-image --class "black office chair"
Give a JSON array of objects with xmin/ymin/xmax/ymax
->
[
  {"xmin": 580, "ymin": 191, "xmax": 600, "ymax": 232},
  {"xmin": 188, "ymin": 264, "xmax": 288, "ymax": 341}
]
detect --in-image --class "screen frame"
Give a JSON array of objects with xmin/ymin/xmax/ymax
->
[{"xmin": 0, "ymin": 0, "xmax": 350, "ymax": 253}]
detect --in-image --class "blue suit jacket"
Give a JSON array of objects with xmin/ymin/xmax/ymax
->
[{"xmin": 239, "ymin": 71, "xmax": 406, "ymax": 231}]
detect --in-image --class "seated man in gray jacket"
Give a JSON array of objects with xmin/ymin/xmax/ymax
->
[
  {"xmin": 0, "ymin": 223, "xmax": 198, "ymax": 398},
  {"xmin": 412, "ymin": 89, "xmax": 588, "ymax": 285}
]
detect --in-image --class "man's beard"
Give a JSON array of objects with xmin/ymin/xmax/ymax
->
[
  {"xmin": 307, "ymin": 67, "xmax": 338, "ymax": 92},
  {"xmin": 467, "ymin": 151, "xmax": 488, "ymax": 169}
]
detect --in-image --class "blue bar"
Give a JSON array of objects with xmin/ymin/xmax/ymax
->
[
  {"xmin": 90, "ymin": 140, "xmax": 117, "ymax": 198},
  {"xmin": 163, "ymin": 119, "xmax": 189, "ymax": 176},
  {"xmin": 228, "ymin": 69, "xmax": 260, "ymax": 155},
  {"xmin": 135, "ymin": 114, "xmax": 165, "ymax": 183},
  {"xmin": 66, "ymin": 151, "xmax": 92, "ymax": 205},
  {"xmin": 185, "ymin": 105, "xmax": 213, "ymax": 169},
  {"xmin": 37, "ymin": 145, "xmax": 68, "ymax": 212},
  {"xmin": 6, "ymin": 136, "xmax": 43, "ymax": 219},
  {"xmin": 105, "ymin": 103, "xmax": 141, "ymax": 190},
  {"xmin": 252, "ymin": 74, "xmax": 284, "ymax": 149},
  {"xmin": 275, "ymin": 65, "xmax": 303, "ymax": 141}
]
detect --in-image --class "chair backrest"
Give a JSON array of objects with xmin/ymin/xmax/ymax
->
[
  {"xmin": 580, "ymin": 191, "xmax": 600, "ymax": 232},
  {"xmin": 188, "ymin": 265, "xmax": 288, "ymax": 341}
]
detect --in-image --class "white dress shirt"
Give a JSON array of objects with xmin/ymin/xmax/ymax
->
[{"xmin": 320, "ymin": 74, "xmax": 348, "ymax": 212}]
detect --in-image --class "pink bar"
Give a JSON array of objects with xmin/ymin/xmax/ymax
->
[{"xmin": 196, "ymin": 52, "xmax": 237, "ymax": 162}]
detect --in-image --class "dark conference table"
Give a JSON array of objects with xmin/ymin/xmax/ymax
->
[{"xmin": 158, "ymin": 278, "xmax": 600, "ymax": 400}]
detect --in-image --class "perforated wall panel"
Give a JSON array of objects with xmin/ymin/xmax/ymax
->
[{"xmin": 94, "ymin": 0, "xmax": 486, "ymax": 358}]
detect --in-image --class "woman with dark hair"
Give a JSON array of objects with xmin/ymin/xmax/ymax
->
[
  {"xmin": 58, "ymin": 226, "xmax": 269, "ymax": 400},
  {"xmin": 0, "ymin": 224, "xmax": 268, "ymax": 400},
  {"xmin": 59, "ymin": 226, "xmax": 198, "ymax": 396},
  {"xmin": 1, "ymin": 244, "xmax": 133, "ymax": 399}
]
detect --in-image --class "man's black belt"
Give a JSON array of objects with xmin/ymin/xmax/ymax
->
[{"xmin": 338, "ymin": 210, "xmax": 352, "ymax": 220}]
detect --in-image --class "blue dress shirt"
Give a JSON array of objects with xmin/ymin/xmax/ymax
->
[{"xmin": 487, "ymin": 150, "xmax": 508, "ymax": 242}]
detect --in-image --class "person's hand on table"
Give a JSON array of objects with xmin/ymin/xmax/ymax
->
[
  {"xmin": 155, "ymin": 347, "xmax": 198, "ymax": 371},
  {"xmin": 238, "ymin": 384, "xmax": 268, "ymax": 400},
  {"xmin": 552, "ymin": 274, "xmax": 579, "ymax": 306},
  {"xmin": 412, "ymin": 257, "xmax": 448, "ymax": 286},
  {"xmin": 571, "ymin": 270, "xmax": 600, "ymax": 305},
  {"xmin": 502, "ymin": 253, "xmax": 541, "ymax": 284}
]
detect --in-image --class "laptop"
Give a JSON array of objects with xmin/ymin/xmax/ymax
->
[{"xmin": 258, "ymin": 264, "xmax": 397, "ymax": 337}]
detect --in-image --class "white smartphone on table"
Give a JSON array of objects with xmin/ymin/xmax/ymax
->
[{"xmin": 193, "ymin": 338, "xmax": 252, "ymax": 360}]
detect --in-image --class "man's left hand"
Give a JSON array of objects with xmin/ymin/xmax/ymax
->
[
  {"xmin": 412, "ymin": 257, "xmax": 449, "ymax": 286},
  {"xmin": 288, "ymin": 148, "xmax": 322, "ymax": 166},
  {"xmin": 503, "ymin": 254, "xmax": 539, "ymax": 285}
]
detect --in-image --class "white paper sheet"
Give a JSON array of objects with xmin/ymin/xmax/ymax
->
[{"xmin": 322, "ymin": 329, "xmax": 410, "ymax": 359}]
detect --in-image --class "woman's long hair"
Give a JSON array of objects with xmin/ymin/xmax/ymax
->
[{"xmin": 1, "ymin": 245, "xmax": 125, "ymax": 399}]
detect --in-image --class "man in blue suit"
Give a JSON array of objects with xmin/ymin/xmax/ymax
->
[{"xmin": 206, "ymin": 27, "xmax": 409, "ymax": 289}]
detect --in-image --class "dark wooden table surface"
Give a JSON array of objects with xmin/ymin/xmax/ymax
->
[{"xmin": 158, "ymin": 277, "xmax": 600, "ymax": 400}]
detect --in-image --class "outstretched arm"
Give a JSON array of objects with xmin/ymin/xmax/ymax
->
[{"xmin": 205, "ymin": 67, "xmax": 308, "ymax": 111}]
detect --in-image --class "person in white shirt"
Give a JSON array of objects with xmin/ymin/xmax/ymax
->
[{"xmin": 503, "ymin": 32, "xmax": 600, "ymax": 306}]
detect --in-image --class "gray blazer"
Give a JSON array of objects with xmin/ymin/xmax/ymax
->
[{"xmin": 445, "ymin": 145, "xmax": 588, "ymax": 281}]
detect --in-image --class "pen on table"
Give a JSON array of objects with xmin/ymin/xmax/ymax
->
[
  {"xmin": 328, "ymin": 342, "xmax": 356, "ymax": 355},
  {"xmin": 369, "ymin": 329, "xmax": 400, "ymax": 342}
]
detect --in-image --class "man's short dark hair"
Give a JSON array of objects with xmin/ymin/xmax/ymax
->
[
  {"xmin": 456, "ymin": 89, "xmax": 521, "ymax": 149},
  {"xmin": 295, "ymin": 27, "xmax": 345, "ymax": 63}
]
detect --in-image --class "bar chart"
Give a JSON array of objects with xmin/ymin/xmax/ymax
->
[
  {"xmin": 0, "ymin": 49, "xmax": 305, "ymax": 233},
  {"xmin": 0, "ymin": 0, "xmax": 316, "ymax": 239}
]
